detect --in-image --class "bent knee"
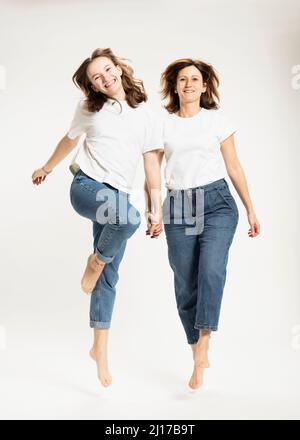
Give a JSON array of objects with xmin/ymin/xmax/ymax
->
[{"xmin": 119, "ymin": 208, "xmax": 141, "ymax": 235}]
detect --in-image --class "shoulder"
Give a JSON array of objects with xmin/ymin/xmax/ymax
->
[
  {"xmin": 205, "ymin": 108, "xmax": 230, "ymax": 122},
  {"xmin": 203, "ymin": 108, "xmax": 235, "ymax": 130},
  {"xmin": 206, "ymin": 108, "xmax": 237, "ymax": 140},
  {"xmin": 73, "ymin": 98, "xmax": 91, "ymax": 116},
  {"xmin": 146, "ymin": 105, "xmax": 171, "ymax": 122},
  {"xmin": 137, "ymin": 102, "xmax": 156, "ymax": 116},
  {"xmin": 202, "ymin": 107, "xmax": 221, "ymax": 119},
  {"xmin": 137, "ymin": 102, "xmax": 167, "ymax": 122}
]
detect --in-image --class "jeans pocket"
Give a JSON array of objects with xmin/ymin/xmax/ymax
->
[{"xmin": 216, "ymin": 185, "xmax": 239, "ymax": 218}]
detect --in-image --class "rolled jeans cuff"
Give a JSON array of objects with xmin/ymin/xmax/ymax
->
[
  {"xmin": 95, "ymin": 247, "xmax": 114, "ymax": 264},
  {"xmin": 90, "ymin": 320, "xmax": 111, "ymax": 329}
]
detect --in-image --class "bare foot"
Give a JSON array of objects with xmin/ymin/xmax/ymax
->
[
  {"xmin": 89, "ymin": 348, "xmax": 112, "ymax": 387},
  {"xmin": 188, "ymin": 349, "xmax": 208, "ymax": 390},
  {"xmin": 194, "ymin": 345, "xmax": 210, "ymax": 368},
  {"xmin": 189, "ymin": 364, "xmax": 205, "ymax": 390},
  {"xmin": 81, "ymin": 254, "xmax": 105, "ymax": 294},
  {"xmin": 194, "ymin": 334, "xmax": 210, "ymax": 368},
  {"xmin": 189, "ymin": 334, "xmax": 211, "ymax": 390}
]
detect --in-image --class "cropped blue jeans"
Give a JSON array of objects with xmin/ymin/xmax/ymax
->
[
  {"xmin": 164, "ymin": 178, "xmax": 239, "ymax": 344},
  {"xmin": 70, "ymin": 169, "xmax": 141, "ymax": 328}
]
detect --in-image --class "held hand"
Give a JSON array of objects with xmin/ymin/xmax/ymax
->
[
  {"xmin": 247, "ymin": 211, "xmax": 260, "ymax": 238},
  {"xmin": 31, "ymin": 167, "xmax": 52, "ymax": 185},
  {"xmin": 147, "ymin": 221, "xmax": 163, "ymax": 239},
  {"xmin": 145, "ymin": 210, "xmax": 163, "ymax": 239}
]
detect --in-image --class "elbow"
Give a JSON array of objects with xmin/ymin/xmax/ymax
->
[
  {"xmin": 144, "ymin": 159, "xmax": 162, "ymax": 174},
  {"xmin": 227, "ymin": 164, "xmax": 241, "ymax": 179},
  {"xmin": 63, "ymin": 133, "xmax": 80, "ymax": 149}
]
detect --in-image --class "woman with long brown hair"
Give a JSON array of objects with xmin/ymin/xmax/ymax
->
[
  {"xmin": 146, "ymin": 58, "xmax": 260, "ymax": 390},
  {"xmin": 32, "ymin": 48, "xmax": 162, "ymax": 387}
]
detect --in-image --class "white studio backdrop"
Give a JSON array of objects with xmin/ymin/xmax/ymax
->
[{"xmin": 0, "ymin": 0, "xmax": 299, "ymax": 420}]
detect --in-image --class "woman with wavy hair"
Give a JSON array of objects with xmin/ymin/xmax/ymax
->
[
  {"xmin": 146, "ymin": 58, "xmax": 260, "ymax": 390},
  {"xmin": 32, "ymin": 48, "xmax": 162, "ymax": 387}
]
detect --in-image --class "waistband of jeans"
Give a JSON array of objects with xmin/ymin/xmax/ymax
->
[
  {"xmin": 75, "ymin": 169, "xmax": 122, "ymax": 194},
  {"xmin": 168, "ymin": 178, "xmax": 227, "ymax": 194},
  {"xmin": 75, "ymin": 168, "xmax": 89, "ymax": 178}
]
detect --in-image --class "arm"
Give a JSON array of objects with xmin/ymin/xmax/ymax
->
[
  {"xmin": 143, "ymin": 150, "xmax": 164, "ymax": 238},
  {"xmin": 220, "ymin": 134, "xmax": 260, "ymax": 237},
  {"xmin": 32, "ymin": 133, "xmax": 81, "ymax": 185}
]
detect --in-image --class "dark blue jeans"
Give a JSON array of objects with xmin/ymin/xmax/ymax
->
[
  {"xmin": 164, "ymin": 178, "xmax": 239, "ymax": 344},
  {"xmin": 70, "ymin": 169, "xmax": 141, "ymax": 328}
]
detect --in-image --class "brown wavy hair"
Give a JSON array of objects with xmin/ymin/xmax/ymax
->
[
  {"xmin": 72, "ymin": 48, "xmax": 147, "ymax": 112},
  {"xmin": 160, "ymin": 58, "xmax": 220, "ymax": 113}
]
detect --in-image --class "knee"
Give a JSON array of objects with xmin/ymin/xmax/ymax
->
[
  {"xmin": 201, "ymin": 263, "xmax": 225, "ymax": 284},
  {"xmin": 103, "ymin": 270, "xmax": 119, "ymax": 289},
  {"xmin": 115, "ymin": 209, "xmax": 141, "ymax": 237}
]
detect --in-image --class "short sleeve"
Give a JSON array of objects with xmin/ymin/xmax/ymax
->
[
  {"xmin": 215, "ymin": 112, "xmax": 237, "ymax": 143},
  {"xmin": 67, "ymin": 100, "xmax": 88, "ymax": 140},
  {"xmin": 143, "ymin": 107, "xmax": 164, "ymax": 154}
]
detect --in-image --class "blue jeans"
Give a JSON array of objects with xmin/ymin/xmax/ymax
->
[
  {"xmin": 163, "ymin": 178, "xmax": 239, "ymax": 344},
  {"xmin": 70, "ymin": 169, "xmax": 141, "ymax": 328}
]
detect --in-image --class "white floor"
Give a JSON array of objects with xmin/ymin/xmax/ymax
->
[{"xmin": 1, "ymin": 324, "xmax": 300, "ymax": 420}]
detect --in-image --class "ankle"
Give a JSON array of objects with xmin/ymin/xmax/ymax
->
[
  {"xmin": 197, "ymin": 339, "xmax": 210, "ymax": 350},
  {"xmin": 200, "ymin": 329, "xmax": 211, "ymax": 337},
  {"xmin": 91, "ymin": 346, "xmax": 107, "ymax": 354},
  {"xmin": 94, "ymin": 255, "xmax": 105, "ymax": 267}
]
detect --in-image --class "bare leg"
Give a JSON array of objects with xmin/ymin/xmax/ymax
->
[
  {"xmin": 81, "ymin": 253, "xmax": 106, "ymax": 294},
  {"xmin": 89, "ymin": 328, "xmax": 112, "ymax": 387},
  {"xmin": 189, "ymin": 329, "xmax": 211, "ymax": 389}
]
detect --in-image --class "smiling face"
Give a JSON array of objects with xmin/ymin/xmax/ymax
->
[
  {"xmin": 87, "ymin": 56, "xmax": 123, "ymax": 97},
  {"xmin": 175, "ymin": 65, "xmax": 207, "ymax": 105}
]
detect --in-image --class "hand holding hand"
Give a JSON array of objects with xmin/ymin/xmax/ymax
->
[{"xmin": 145, "ymin": 210, "xmax": 163, "ymax": 239}]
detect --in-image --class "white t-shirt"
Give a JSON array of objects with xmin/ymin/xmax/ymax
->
[
  {"xmin": 161, "ymin": 108, "xmax": 237, "ymax": 189},
  {"xmin": 67, "ymin": 98, "xmax": 163, "ymax": 193}
]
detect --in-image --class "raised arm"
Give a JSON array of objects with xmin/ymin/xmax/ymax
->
[{"xmin": 31, "ymin": 133, "xmax": 80, "ymax": 185}]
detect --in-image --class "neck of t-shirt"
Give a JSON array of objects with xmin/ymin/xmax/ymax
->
[{"xmin": 107, "ymin": 97, "xmax": 127, "ymax": 104}]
